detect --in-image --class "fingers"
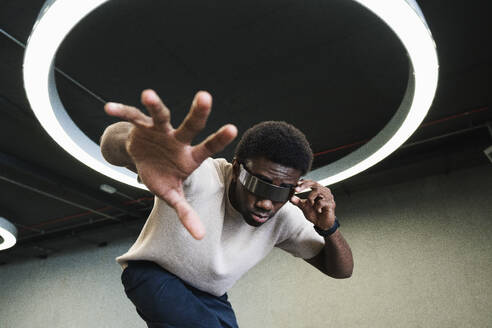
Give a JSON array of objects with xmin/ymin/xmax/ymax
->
[
  {"xmin": 105, "ymin": 102, "xmax": 153, "ymax": 127},
  {"xmin": 290, "ymin": 195, "xmax": 307, "ymax": 210},
  {"xmin": 295, "ymin": 179, "xmax": 319, "ymax": 193},
  {"xmin": 314, "ymin": 197, "xmax": 335, "ymax": 214},
  {"xmin": 291, "ymin": 194, "xmax": 326, "ymax": 213},
  {"xmin": 291, "ymin": 182, "xmax": 336, "ymax": 219},
  {"xmin": 191, "ymin": 124, "xmax": 238, "ymax": 164},
  {"xmin": 165, "ymin": 189, "xmax": 206, "ymax": 240},
  {"xmin": 175, "ymin": 91, "xmax": 213, "ymax": 144},
  {"xmin": 141, "ymin": 89, "xmax": 173, "ymax": 132},
  {"xmin": 307, "ymin": 189, "xmax": 321, "ymax": 206}
]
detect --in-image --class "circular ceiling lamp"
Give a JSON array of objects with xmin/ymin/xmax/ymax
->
[
  {"xmin": 0, "ymin": 217, "xmax": 18, "ymax": 251},
  {"xmin": 23, "ymin": 0, "xmax": 438, "ymax": 189}
]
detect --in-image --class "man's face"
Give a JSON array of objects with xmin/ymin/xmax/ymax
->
[{"xmin": 230, "ymin": 157, "xmax": 302, "ymax": 227}]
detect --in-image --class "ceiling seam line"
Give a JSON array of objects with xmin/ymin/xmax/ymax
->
[
  {"xmin": 313, "ymin": 106, "xmax": 490, "ymax": 157},
  {"xmin": 0, "ymin": 175, "xmax": 120, "ymax": 222},
  {"xmin": 314, "ymin": 123, "xmax": 488, "ymax": 159},
  {"xmin": 54, "ymin": 68, "xmax": 106, "ymax": 104},
  {"xmin": 0, "ymin": 93, "xmax": 33, "ymax": 117},
  {"xmin": 17, "ymin": 207, "xmax": 152, "ymax": 244},
  {"xmin": 0, "ymin": 28, "xmax": 25, "ymax": 48},
  {"xmin": 400, "ymin": 124, "xmax": 488, "ymax": 149},
  {"xmin": 0, "ymin": 28, "xmax": 106, "ymax": 104},
  {"xmin": 24, "ymin": 197, "xmax": 152, "ymax": 230}
]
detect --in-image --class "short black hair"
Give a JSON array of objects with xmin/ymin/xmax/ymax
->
[{"xmin": 234, "ymin": 121, "xmax": 313, "ymax": 175}]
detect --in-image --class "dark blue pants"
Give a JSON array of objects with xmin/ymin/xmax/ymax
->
[{"xmin": 121, "ymin": 260, "xmax": 239, "ymax": 328}]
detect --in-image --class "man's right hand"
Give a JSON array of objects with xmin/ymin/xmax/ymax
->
[{"xmin": 104, "ymin": 89, "xmax": 237, "ymax": 240}]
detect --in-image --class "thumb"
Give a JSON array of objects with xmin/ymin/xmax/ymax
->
[
  {"xmin": 165, "ymin": 189, "xmax": 206, "ymax": 240},
  {"xmin": 290, "ymin": 195, "xmax": 307, "ymax": 210}
]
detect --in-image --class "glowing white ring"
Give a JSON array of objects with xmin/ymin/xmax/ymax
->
[
  {"xmin": 0, "ymin": 217, "xmax": 17, "ymax": 251},
  {"xmin": 23, "ymin": 0, "xmax": 438, "ymax": 188}
]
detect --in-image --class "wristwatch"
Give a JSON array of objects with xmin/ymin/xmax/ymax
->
[{"xmin": 314, "ymin": 218, "xmax": 340, "ymax": 237}]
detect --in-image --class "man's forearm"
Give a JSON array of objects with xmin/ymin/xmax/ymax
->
[
  {"xmin": 306, "ymin": 230, "xmax": 354, "ymax": 278},
  {"xmin": 322, "ymin": 230, "xmax": 353, "ymax": 278},
  {"xmin": 100, "ymin": 121, "xmax": 135, "ymax": 169}
]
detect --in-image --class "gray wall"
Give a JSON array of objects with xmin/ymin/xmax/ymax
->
[{"xmin": 1, "ymin": 165, "xmax": 491, "ymax": 328}]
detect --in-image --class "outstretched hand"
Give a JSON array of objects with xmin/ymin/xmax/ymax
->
[{"xmin": 104, "ymin": 90, "xmax": 237, "ymax": 240}]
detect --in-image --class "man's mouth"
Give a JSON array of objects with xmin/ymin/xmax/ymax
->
[{"xmin": 251, "ymin": 212, "xmax": 270, "ymax": 223}]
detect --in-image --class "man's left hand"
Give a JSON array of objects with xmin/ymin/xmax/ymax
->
[{"xmin": 290, "ymin": 180, "xmax": 336, "ymax": 230}]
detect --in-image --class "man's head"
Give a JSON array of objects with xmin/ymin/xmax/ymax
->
[
  {"xmin": 230, "ymin": 121, "xmax": 313, "ymax": 226},
  {"xmin": 234, "ymin": 121, "xmax": 313, "ymax": 175}
]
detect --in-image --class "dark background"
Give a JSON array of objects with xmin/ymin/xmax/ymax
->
[{"xmin": 0, "ymin": 0, "xmax": 490, "ymax": 263}]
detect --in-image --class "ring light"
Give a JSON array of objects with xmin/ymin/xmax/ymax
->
[{"xmin": 23, "ymin": 0, "xmax": 438, "ymax": 188}]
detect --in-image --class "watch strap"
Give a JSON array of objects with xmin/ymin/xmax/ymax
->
[{"xmin": 314, "ymin": 218, "xmax": 340, "ymax": 237}]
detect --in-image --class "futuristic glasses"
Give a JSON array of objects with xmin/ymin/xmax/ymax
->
[{"xmin": 238, "ymin": 164, "xmax": 295, "ymax": 202}]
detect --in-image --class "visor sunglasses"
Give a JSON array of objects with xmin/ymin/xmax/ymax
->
[{"xmin": 238, "ymin": 164, "xmax": 296, "ymax": 202}]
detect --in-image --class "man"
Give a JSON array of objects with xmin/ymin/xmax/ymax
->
[{"xmin": 101, "ymin": 89, "xmax": 353, "ymax": 328}]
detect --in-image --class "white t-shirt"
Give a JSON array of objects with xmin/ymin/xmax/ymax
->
[{"xmin": 116, "ymin": 158, "xmax": 324, "ymax": 296}]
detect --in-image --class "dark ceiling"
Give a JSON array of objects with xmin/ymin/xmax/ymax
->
[{"xmin": 0, "ymin": 0, "xmax": 490, "ymax": 264}]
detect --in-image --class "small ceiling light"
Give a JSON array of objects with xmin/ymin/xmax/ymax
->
[
  {"xmin": 100, "ymin": 184, "xmax": 117, "ymax": 194},
  {"xmin": 0, "ymin": 217, "xmax": 18, "ymax": 251},
  {"xmin": 484, "ymin": 145, "xmax": 492, "ymax": 164},
  {"xmin": 23, "ymin": 0, "xmax": 438, "ymax": 188}
]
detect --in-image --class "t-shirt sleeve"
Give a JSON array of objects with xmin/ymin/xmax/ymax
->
[
  {"xmin": 182, "ymin": 158, "xmax": 229, "ymax": 202},
  {"xmin": 182, "ymin": 158, "xmax": 217, "ymax": 195},
  {"xmin": 275, "ymin": 204, "xmax": 325, "ymax": 259}
]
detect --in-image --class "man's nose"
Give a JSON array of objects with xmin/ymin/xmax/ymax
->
[{"xmin": 255, "ymin": 198, "xmax": 273, "ymax": 211}]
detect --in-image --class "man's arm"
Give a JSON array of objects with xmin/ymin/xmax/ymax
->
[
  {"xmin": 290, "ymin": 181, "xmax": 354, "ymax": 278},
  {"xmin": 304, "ymin": 230, "xmax": 353, "ymax": 278},
  {"xmin": 100, "ymin": 89, "xmax": 237, "ymax": 239}
]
